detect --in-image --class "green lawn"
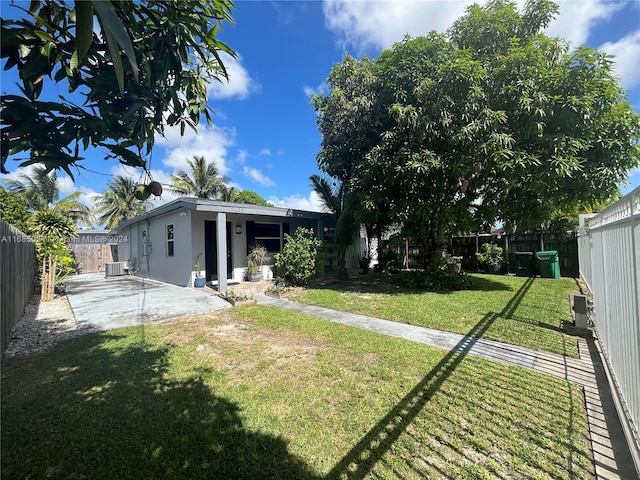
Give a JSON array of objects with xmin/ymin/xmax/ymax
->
[
  {"xmin": 296, "ymin": 274, "xmax": 580, "ymax": 357},
  {"xmin": 2, "ymin": 304, "xmax": 593, "ymax": 479}
]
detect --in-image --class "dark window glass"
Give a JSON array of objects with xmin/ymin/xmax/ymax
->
[
  {"xmin": 254, "ymin": 223, "xmax": 280, "ymax": 237},
  {"xmin": 167, "ymin": 224, "xmax": 174, "ymax": 257},
  {"xmin": 262, "ymin": 239, "xmax": 281, "ymax": 252}
]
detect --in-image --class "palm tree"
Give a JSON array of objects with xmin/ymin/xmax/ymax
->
[
  {"xmin": 93, "ymin": 176, "xmax": 150, "ymax": 229},
  {"xmin": 310, "ymin": 174, "xmax": 359, "ymax": 278},
  {"xmin": 28, "ymin": 210, "xmax": 77, "ymax": 300},
  {"xmin": 5, "ymin": 166, "xmax": 92, "ymax": 226},
  {"xmin": 168, "ymin": 156, "xmax": 227, "ymax": 198},
  {"xmin": 219, "ymin": 184, "xmax": 241, "ymax": 202}
]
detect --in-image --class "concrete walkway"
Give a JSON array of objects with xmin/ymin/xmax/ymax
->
[
  {"xmin": 255, "ymin": 293, "xmax": 639, "ymax": 480},
  {"xmin": 65, "ymin": 273, "xmax": 230, "ymax": 331}
]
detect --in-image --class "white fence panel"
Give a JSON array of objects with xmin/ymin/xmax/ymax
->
[{"xmin": 578, "ymin": 187, "xmax": 640, "ymax": 460}]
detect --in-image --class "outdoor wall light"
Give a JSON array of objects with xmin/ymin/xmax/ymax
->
[{"xmin": 235, "ymin": 224, "xmax": 242, "ymax": 235}]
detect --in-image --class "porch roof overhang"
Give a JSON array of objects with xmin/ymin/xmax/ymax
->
[{"xmin": 113, "ymin": 197, "xmax": 331, "ymax": 232}]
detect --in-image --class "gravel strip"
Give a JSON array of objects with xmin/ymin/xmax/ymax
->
[{"xmin": 3, "ymin": 295, "xmax": 98, "ymax": 359}]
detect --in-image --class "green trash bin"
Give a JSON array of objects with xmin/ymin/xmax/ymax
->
[
  {"xmin": 514, "ymin": 252, "xmax": 534, "ymax": 277},
  {"xmin": 535, "ymin": 250, "xmax": 560, "ymax": 279}
]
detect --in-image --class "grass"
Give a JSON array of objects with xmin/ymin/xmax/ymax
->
[
  {"xmin": 296, "ymin": 274, "xmax": 580, "ymax": 357},
  {"xmin": 2, "ymin": 303, "xmax": 593, "ymax": 479}
]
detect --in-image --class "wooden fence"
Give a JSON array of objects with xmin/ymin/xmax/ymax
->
[
  {"xmin": 449, "ymin": 232, "xmax": 579, "ymax": 277},
  {"xmin": 1, "ymin": 220, "xmax": 35, "ymax": 354},
  {"xmin": 69, "ymin": 244, "xmax": 114, "ymax": 273}
]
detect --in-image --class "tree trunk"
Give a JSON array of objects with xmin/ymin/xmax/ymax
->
[
  {"xmin": 40, "ymin": 257, "xmax": 48, "ymax": 301},
  {"xmin": 40, "ymin": 255, "xmax": 57, "ymax": 301}
]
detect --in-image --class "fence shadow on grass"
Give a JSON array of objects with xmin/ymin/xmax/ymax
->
[
  {"xmin": 325, "ymin": 276, "xmax": 590, "ymax": 478},
  {"xmin": 1, "ymin": 331, "xmax": 320, "ymax": 480}
]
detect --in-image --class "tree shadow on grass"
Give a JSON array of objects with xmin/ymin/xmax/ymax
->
[{"xmin": 1, "ymin": 331, "xmax": 320, "ymax": 480}]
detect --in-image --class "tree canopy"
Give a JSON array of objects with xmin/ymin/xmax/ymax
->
[
  {"xmin": 1, "ymin": 0, "xmax": 236, "ymax": 178},
  {"xmin": 93, "ymin": 176, "xmax": 150, "ymax": 229},
  {"xmin": 313, "ymin": 0, "xmax": 640, "ymax": 265},
  {"xmin": 0, "ymin": 186, "xmax": 29, "ymax": 232},
  {"xmin": 5, "ymin": 166, "xmax": 92, "ymax": 226},
  {"xmin": 168, "ymin": 155, "xmax": 227, "ymax": 199}
]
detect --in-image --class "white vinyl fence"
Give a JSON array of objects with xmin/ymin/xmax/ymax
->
[{"xmin": 578, "ymin": 186, "xmax": 640, "ymax": 460}]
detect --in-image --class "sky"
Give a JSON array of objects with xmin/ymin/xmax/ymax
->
[{"xmin": 1, "ymin": 0, "xmax": 640, "ymax": 222}]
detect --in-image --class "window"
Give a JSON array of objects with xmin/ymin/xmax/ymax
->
[
  {"xmin": 166, "ymin": 224, "xmax": 174, "ymax": 257},
  {"xmin": 250, "ymin": 222, "xmax": 281, "ymax": 253}
]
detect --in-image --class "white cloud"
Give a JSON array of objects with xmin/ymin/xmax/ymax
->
[
  {"xmin": 267, "ymin": 191, "xmax": 324, "ymax": 212},
  {"xmin": 304, "ymin": 82, "xmax": 329, "ymax": 97},
  {"xmin": 243, "ymin": 166, "xmax": 275, "ymax": 187},
  {"xmin": 234, "ymin": 149, "xmax": 248, "ymax": 165},
  {"xmin": 155, "ymin": 123, "xmax": 235, "ymax": 177},
  {"xmin": 321, "ymin": 0, "xmax": 625, "ymax": 56},
  {"xmin": 57, "ymin": 175, "xmax": 99, "ymax": 207},
  {"xmin": 546, "ymin": 1, "xmax": 623, "ymax": 47},
  {"xmin": 322, "ymin": 0, "xmax": 471, "ymax": 51},
  {"xmin": 207, "ymin": 52, "xmax": 259, "ymax": 100},
  {"xmin": 259, "ymin": 148, "xmax": 272, "ymax": 156},
  {"xmin": 600, "ymin": 29, "xmax": 640, "ymax": 90}
]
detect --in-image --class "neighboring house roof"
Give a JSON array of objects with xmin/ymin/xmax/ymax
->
[{"xmin": 113, "ymin": 197, "xmax": 332, "ymax": 232}]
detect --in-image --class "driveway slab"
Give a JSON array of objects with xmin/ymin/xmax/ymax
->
[{"xmin": 65, "ymin": 273, "xmax": 230, "ymax": 330}]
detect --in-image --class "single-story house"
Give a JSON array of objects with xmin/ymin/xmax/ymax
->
[{"xmin": 111, "ymin": 198, "xmax": 338, "ymax": 292}]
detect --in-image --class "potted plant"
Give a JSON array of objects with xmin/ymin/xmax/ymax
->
[
  {"xmin": 246, "ymin": 242, "xmax": 268, "ymax": 282},
  {"xmin": 475, "ymin": 243, "xmax": 504, "ymax": 273},
  {"xmin": 194, "ymin": 253, "xmax": 206, "ymax": 287},
  {"xmin": 246, "ymin": 258, "xmax": 261, "ymax": 282},
  {"xmin": 443, "ymin": 252, "xmax": 463, "ymax": 273}
]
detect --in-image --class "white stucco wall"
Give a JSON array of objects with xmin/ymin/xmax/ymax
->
[{"xmin": 113, "ymin": 199, "xmax": 335, "ymax": 288}]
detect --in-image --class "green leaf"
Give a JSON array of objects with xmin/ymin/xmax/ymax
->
[
  {"xmin": 102, "ymin": 27, "xmax": 125, "ymax": 95},
  {"xmin": 92, "ymin": 0, "xmax": 139, "ymax": 81},
  {"xmin": 74, "ymin": 1, "xmax": 93, "ymax": 65}
]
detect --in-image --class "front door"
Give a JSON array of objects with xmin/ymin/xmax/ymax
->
[{"xmin": 204, "ymin": 220, "xmax": 232, "ymax": 281}]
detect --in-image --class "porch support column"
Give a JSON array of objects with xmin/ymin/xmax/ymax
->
[
  {"xmin": 217, "ymin": 212, "xmax": 228, "ymax": 293},
  {"xmin": 316, "ymin": 218, "xmax": 325, "ymax": 276},
  {"xmin": 316, "ymin": 218, "xmax": 324, "ymax": 240}
]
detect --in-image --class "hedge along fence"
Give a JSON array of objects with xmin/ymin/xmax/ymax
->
[{"xmin": 1, "ymin": 220, "xmax": 35, "ymax": 354}]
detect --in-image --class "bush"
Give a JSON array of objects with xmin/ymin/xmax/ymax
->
[
  {"xmin": 476, "ymin": 243, "xmax": 504, "ymax": 267},
  {"xmin": 401, "ymin": 264, "xmax": 472, "ymax": 291},
  {"xmin": 274, "ymin": 227, "xmax": 324, "ymax": 286}
]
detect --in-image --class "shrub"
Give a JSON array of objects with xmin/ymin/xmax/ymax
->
[
  {"xmin": 401, "ymin": 264, "xmax": 472, "ymax": 291},
  {"xmin": 476, "ymin": 243, "xmax": 504, "ymax": 267},
  {"xmin": 274, "ymin": 227, "xmax": 324, "ymax": 286}
]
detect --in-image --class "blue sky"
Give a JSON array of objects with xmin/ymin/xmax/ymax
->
[{"xmin": 2, "ymin": 0, "xmax": 640, "ymax": 218}]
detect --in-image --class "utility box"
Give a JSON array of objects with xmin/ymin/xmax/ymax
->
[{"xmin": 572, "ymin": 295, "xmax": 590, "ymax": 329}]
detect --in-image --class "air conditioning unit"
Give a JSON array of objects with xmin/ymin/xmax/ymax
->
[{"xmin": 105, "ymin": 262, "xmax": 126, "ymax": 277}]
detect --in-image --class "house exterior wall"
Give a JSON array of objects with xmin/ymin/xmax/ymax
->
[
  {"xmin": 188, "ymin": 212, "xmax": 323, "ymax": 283},
  {"xmin": 112, "ymin": 199, "xmax": 336, "ymax": 289},
  {"xmin": 117, "ymin": 209, "xmax": 193, "ymax": 287}
]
